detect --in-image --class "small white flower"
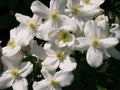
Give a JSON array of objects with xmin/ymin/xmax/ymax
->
[
  {"xmin": 33, "ymin": 68, "xmax": 74, "ymax": 90},
  {"xmin": 2, "ymin": 28, "xmax": 21, "ymax": 56},
  {"xmin": 0, "ymin": 61, "xmax": 33, "ymax": 90},
  {"xmin": 15, "ymin": 13, "xmax": 41, "ymax": 46},
  {"xmin": 76, "ymin": 20, "xmax": 118, "ymax": 67},
  {"xmin": 42, "ymin": 43, "xmax": 77, "ymax": 71},
  {"xmin": 49, "ymin": 29, "xmax": 76, "ymax": 48}
]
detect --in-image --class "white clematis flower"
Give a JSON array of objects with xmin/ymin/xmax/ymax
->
[
  {"xmin": 0, "ymin": 60, "xmax": 33, "ymax": 90},
  {"xmin": 31, "ymin": 0, "xmax": 74, "ymax": 40},
  {"xmin": 49, "ymin": 29, "xmax": 76, "ymax": 48},
  {"xmin": 15, "ymin": 13, "xmax": 41, "ymax": 46},
  {"xmin": 33, "ymin": 68, "xmax": 74, "ymax": 90},
  {"xmin": 76, "ymin": 20, "xmax": 118, "ymax": 67},
  {"xmin": 2, "ymin": 28, "xmax": 21, "ymax": 56},
  {"xmin": 42, "ymin": 43, "xmax": 77, "ymax": 71}
]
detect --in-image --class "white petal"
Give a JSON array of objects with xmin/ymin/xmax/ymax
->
[
  {"xmin": 61, "ymin": 17, "xmax": 77, "ymax": 33},
  {"xmin": 1, "ymin": 52, "xmax": 23, "ymax": 69},
  {"xmin": 55, "ymin": 40, "xmax": 67, "ymax": 47},
  {"xmin": 67, "ymin": 0, "xmax": 80, "ymax": 9},
  {"xmin": 39, "ymin": 20, "xmax": 55, "ymax": 41},
  {"xmin": 15, "ymin": 29, "xmax": 34, "ymax": 46},
  {"xmin": 18, "ymin": 62, "xmax": 33, "ymax": 77},
  {"xmin": 79, "ymin": 5, "xmax": 103, "ymax": 17},
  {"xmin": 30, "ymin": 40, "xmax": 47, "ymax": 60},
  {"xmin": 12, "ymin": 78, "xmax": 28, "ymax": 90},
  {"xmin": 87, "ymin": 46, "xmax": 103, "ymax": 67},
  {"xmin": 0, "ymin": 70, "xmax": 14, "ymax": 89},
  {"xmin": 75, "ymin": 37, "xmax": 90, "ymax": 51},
  {"xmin": 59, "ymin": 56, "xmax": 77, "ymax": 71},
  {"xmin": 90, "ymin": 0, "xmax": 105, "ymax": 5},
  {"xmin": 54, "ymin": 71, "xmax": 74, "ymax": 87},
  {"xmin": 33, "ymin": 80, "xmax": 50, "ymax": 90},
  {"xmin": 99, "ymin": 38, "xmax": 118, "ymax": 48},
  {"xmin": 2, "ymin": 45, "xmax": 21, "ymax": 56},
  {"xmin": 31, "ymin": 1, "xmax": 49, "ymax": 19},
  {"xmin": 84, "ymin": 20, "xmax": 98, "ymax": 38},
  {"xmin": 41, "ymin": 67, "xmax": 52, "ymax": 79},
  {"xmin": 108, "ymin": 47, "xmax": 120, "ymax": 60},
  {"xmin": 15, "ymin": 13, "xmax": 31, "ymax": 25},
  {"xmin": 50, "ymin": 0, "xmax": 67, "ymax": 12},
  {"xmin": 42, "ymin": 57, "xmax": 59, "ymax": 71}
]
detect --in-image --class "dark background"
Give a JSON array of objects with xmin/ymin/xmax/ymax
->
[{"xmin": 0, "ymin": 0, "xmax": 120, "ymax": 90}]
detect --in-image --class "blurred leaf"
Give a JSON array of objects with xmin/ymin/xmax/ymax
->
[
  {"xmin": 7, "ymin": 0, "xmax": 19, "ymax": 10},
  {"xmin": 97, "ymin": 86, "xmax": 107, "ymax": 90}
]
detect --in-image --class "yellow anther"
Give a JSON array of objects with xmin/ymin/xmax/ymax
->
[
  {"xmin": 10, "ymin": 70, "xmax": 18, "ymax": 77},
  {"xmin": 82, "ymin": 0, "xmax": 89, "ymax": 4},
  {"xmin": 50, "ymin": 79, "xmax": 56, "ymax": 86},
  {"xmin": 96, "ymin": 16, "xmax": 104, "ymax": 22},
  {"xmin": 7, "ymin": 40, "xmax": 15, "ymax": 47},
  {"xmin": 91, "ymin": 38, "xmax": 99, "ymax": 46},
  {"xmin": 28, "ymin": 22, "xmax": 36, "ymax": 29},
  {"xmin": 58, "ymin": 30, "xmax": 70, "ymax": 42},
  {"xmin": 71, "ymin": 6, "xmax": 78, "ymax": 14},
  {"xmin": 50, "ymin": 12, "xmax": 58, "ymax": 20},
  {"xmin": 55, "ymin": 51, "xmax": 63, "ymax": 60}
]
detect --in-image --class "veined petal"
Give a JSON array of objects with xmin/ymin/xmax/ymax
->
[
  {"xmin": 0, "ymin": 70, "xmax": 14, "ymax": 89},
  {"xmin": 59, "ymin": 57, "xmax": 77, "ymax": 71},
  {"xmin": 12, "ymin": 78, "xmax": 28, "ymax": 90},
  {"xmin": 90, "ymin": 0, "xmax": 105, "ymax": 5},
  {"xmin": 42, "ymin": 57, "xmax": 59, "ymax": 71},
  {"xmin": 87, "ymin": 46, "xmax": 103, "ymax": 67},
  {"xmin": 33, "ymin": 80, "xmax": 50, "ymax": 90},
  {"xmin": 15, "ymin": 13, "xmax": 31, "ymax": 25},
  {"xmin": 75, "ymin": 37, "xmax": 90, "ymax": 51},
  {"xmin": 108, "ymin": 47, "xmax": 120, "ymax": 60},
  {"xmin": 79, "ymin": 5, "xmax": 103, "ymax": 17},
  {"xmin": 2, "ymin": 45, "xmax": 21, "ymax": 56},
  {"xmin": 30, "ymin": 40, "xmax": 47, "ymax": 60},
  {"xmin": 54, "ymin": 71, "xmax": 74, "ymax": 87},
  {"xmin": 15, "ymin": 29, "xmax": 34, "ymax": 46},
  {"xmin": 1, "ymin": 52, "xmax": 23, "ymax": 69},
  {"xmin": 99, "ymin": 38, "xmax": 118, "ymax": 48},
  {"xmin": 18, "ymin": 62, "xmax": 33, "ymax": 77},
  {"xmin": 41, "ymin": 67, "xmax": 52, "ymax": 79},
  {"xmin": 67, "ymin": 0, "xmax": 80, "ymax": 9},
  {"xmin": 31, "ymin": 0, "xmax": 49, "ymax": 19},
  {"xmin": 50, "ymin": 0, "xmax": 67, "ymax": 12},
  {"xmin": 84, "ymin": 20, "xmax": 98, "ymax": 38}
]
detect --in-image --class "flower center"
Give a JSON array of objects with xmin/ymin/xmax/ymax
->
[
  {"xmin": 7, "ymin": 40, "xmax": 15, "ymax": 47},
  {"xmin": 96, "ymin": 16, "xmax": 104, "ymax": 22},
  {"xmin": 28, "ymin": 22, "xmax": 36, "ymax": 29},
  {"xmin": 55, "ymin": 51, "xmax": 63, "ymax": 60},
  {"xmin": 58, "ymin": 30, "xmax": 70, "ymax": 42},
  {"xmin": 71, "ymin": 6, "xmax": 78, "ymax": 14},
  {"xmin": 82, "ymin": 0, "xmax": 89, "ymax": 4},
  {"xmin": 91, "ymin": 38, "xmax": 99, "ymax": 46},
  {"xmin": 50, "ymin": 79, "xmax": 56, "ymax": 86},
  {"xmin": 50, "ymin": 12, "xmax": 58, "ymax": 20},
  {"xmin": 10, "ymin": 70, "xmax": 18, "ymax": 77}
]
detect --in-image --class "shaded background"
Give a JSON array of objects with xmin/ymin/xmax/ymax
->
[{"xmin": 0, "ymin": 0, "xmax": 120, "ymax": 90}]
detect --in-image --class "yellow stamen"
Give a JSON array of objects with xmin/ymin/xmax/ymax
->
[
  {"xmin": 58, "ymin": 30, "xmax": 70, "ymax": 42},
  {"xmin": 55, "ymin": 51, "xmax": 63, "ymax": 60},
  {"xmin": 71, "ymin": 6, "xmax": 78, "ymax": 14},
  {"xmin": 50, "ymin": 12, "xmax": 58, "ymax": 20},
  {"xmin": 28, "ymin": 22, "xmax": 36, "ymax": 29},
  {"xmin": 91, "ymin": 38, "xmax": 99, "ymax": 46},
  {"xmin": 10, "ymin": 70, "xmax": 18, "ymax": 77},
  {"xmin": 7, "ymin": 40, "xmax": 15, "ymax": 47},
  {"xmin": 50, "ymin": 79, "xmax": 56, "ymax": 86},
  {"xmin": 82, "ymin": 0, "xmax": 89, "ymax": 4}
]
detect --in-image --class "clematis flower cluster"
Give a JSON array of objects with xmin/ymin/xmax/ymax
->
[{"xmin": 0, "ymin": 0, "xmax": 120, "ymax": 90}]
